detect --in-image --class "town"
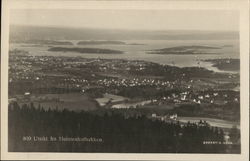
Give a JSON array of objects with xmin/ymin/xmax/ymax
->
[{"xmin": 8, "ymin": 49, "xmax": 240, "ymax": 123}]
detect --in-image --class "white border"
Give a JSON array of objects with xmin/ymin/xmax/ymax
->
[{"xmin": 1, "ymin": 0, "xmax": 249, "ymax": 160}]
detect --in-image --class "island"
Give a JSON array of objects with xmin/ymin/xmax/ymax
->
[
  {"xmin": 222, "ymin": 45, "xmax": 234, "ymax": 47},
  {"xmin": 77, "ymin": 40, "xmax": 126, "ymax": 45},
  {"xmin": 203, "ymin": 58, "xmax": 240, "ymax": 71},
  {"xmin": 48, "ymin": 47, "xmax": 124, "ymax": 54},
  {"xmin": 77, "ymin": 40, "xmax": 145, "ymax": 46},
  {"xmin": 127, "ymin": 43, "xmax": 145, "ymax": 45},
  {"xmin": 147, "ymin": 45, "xmax": 221, "ymax": 55}
]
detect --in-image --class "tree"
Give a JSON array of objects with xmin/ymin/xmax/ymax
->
[{"xmin": 229, "ymin": 125, "xmax": 240, "ymax": 144}]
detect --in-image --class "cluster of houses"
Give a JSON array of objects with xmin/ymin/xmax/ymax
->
[
  {"xmin": 149, "ymin": 91, "xmax": 239, "ymax": 106},
  {"xmin": 150, "ymin": 113, "xmax": 211, "ymax": 128},
  {"xmin": 96, "ymin": 78, "xmax": 174, "ymax": 88},
  {"xmin": 151, "ymin": 113, "xmax": 178, "ymax": 122},
  {"xmin": 9, "ymin": 54, "xmax": 239, "ymax": 110}
]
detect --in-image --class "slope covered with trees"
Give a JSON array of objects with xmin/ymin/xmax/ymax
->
[{"xmin": 8, "ymin": 102, "xmax": 240, "ymax": 153}]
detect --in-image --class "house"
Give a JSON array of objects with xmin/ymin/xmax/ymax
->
[
  {"xmin": 181, "ymin": 94, "xmax": 187, "ymax": 101},
  {"xmin": 198, "ymin": 95, "xmax": 204, "ymax": 100},
  {"xmin": 152, "ymin": 113, "xmax": 157, "ymax": 118},
  {"xmin": 205, "ymin": 94, "xmax": 210, "ymax": 98},
  {"xmin": 24, "ymin": 92, "xmax": 30, "ymax": 96},
  {"xmin": 170, "ymin": 114, "xmax": 178, "ymax": 120}
]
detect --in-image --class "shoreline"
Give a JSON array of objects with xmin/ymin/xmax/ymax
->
[
  {"xmin": 9, "ymin": 48, "xmax": 239, "ymax": 74},
  {"xmin": 10, "ymin": 42, "xmax": 239, "ymax": 74}
]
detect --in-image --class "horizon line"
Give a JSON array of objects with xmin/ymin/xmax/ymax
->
[{"xmin": 10, "ymin": 24, "xmax": 239, "ymax": 33}]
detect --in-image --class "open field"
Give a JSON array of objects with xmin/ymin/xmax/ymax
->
[{"xmin": 95, "ymin": 93, "xmax": 129, "ymax": 106}]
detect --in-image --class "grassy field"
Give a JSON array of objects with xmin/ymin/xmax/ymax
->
[{"xmin": 95, "ymin": 93, "xmax": 128, "ymax": 106}]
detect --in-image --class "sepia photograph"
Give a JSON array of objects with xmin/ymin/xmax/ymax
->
[{"xmin": 1, "ymin": 0, "xmax": 249, "ymax": 160}]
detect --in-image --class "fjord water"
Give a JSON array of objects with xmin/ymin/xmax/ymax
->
[{"xmin": 10, "ymin": 39, "xmax": 239, "ymax": 73}]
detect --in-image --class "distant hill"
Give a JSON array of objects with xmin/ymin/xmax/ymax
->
[
  {"xmin": 10, "ymin": 39, "xmax": 73, "ymax": 45},
  {"xmin": 10, "ymin": 25, "xmax": 239, "ymax": 42}
]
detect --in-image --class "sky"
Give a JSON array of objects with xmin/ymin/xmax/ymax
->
[{"xmin": 10, "ymin": 9, "xmax": 239, "ymax": 31}]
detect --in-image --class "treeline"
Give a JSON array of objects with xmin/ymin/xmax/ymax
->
[
  {"xmin": 171, "ymin": 103, "xmax": 240, "ymax": 121},
  {"xmin": 9, "ymin": 102, "xmax": 240, "ymax": 153}
]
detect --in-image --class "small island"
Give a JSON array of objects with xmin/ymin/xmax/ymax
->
[
  {"xmin": 77, "ymin": 40, "xmax": 145, "ymax": 46},
  {"xmin": 127, "ymin": 43, "xmax": 145, "ymax": 45},
  {"xmin": 222, "ymin": 45, "xmax": 234, "ymax": 47},
  {"xmin": 147, "ymin": 45, "xmax": 221, "ymax": 55},
  {"xmin": 203, "ymin": 59, "xmax": 240, "ymax": 71},
  {"xmin": 48, "ymin": 47, "xmax": 124, "ymax": 54},
  {"xmin": 77, "ymin": 40, "xmax": 126, "ymax": 45}
]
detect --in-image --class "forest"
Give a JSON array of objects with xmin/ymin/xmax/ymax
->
[{"xmin": 8, "ymin": 102, "xmax": 240, "ymax": 153}]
